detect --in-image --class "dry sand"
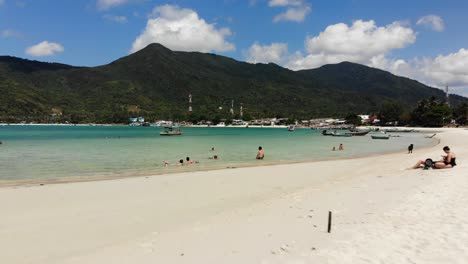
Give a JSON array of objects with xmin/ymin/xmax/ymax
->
[{"xmin": 1, "ymin": 128, "xmax": 467, "ymax": 264}]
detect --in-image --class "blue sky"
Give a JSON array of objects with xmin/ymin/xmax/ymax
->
[{"xmin": 1, "ymin": 0, "xmax": 468, "ymax": 96}]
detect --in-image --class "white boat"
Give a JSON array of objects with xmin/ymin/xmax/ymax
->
[
  {"xmin": 216, "ymin": 122, "xmax": 226, "ymax": 127},
  {"xmin": 371, "ymin": 134, "xmax": 390, "ymax": 139},
  {"xmin": 160, "ymin": 125, "xmax": 182, "ymax": 136},
  {"xmin": 288, "ymin": 125, "xmax": 295, "ymax": 131}
]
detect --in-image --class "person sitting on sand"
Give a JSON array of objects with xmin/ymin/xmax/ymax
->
[
  {"xmin": 412, "ymin": 146, "xmax": 457, "ymax": 169},
  {"xmin": 256, "ymin": 146, "xmax": 264, "ymax": 160}
]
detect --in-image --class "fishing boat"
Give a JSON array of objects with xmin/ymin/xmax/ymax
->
[
  {"xmin": 288, "ymin": 125, "xmax": 295, "ymax": 131},
  {"xmin": 371, "ymin": 134, "xmax": 390, "ymax": 139},
  {"xmin": 160, "ymin": 125, "xmax": 182, "ymax": 136},
  {"xmin": 322, "ymin": 130, "xmax": 333, "ymax": 136}
]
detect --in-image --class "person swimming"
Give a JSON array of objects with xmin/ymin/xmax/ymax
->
[{"xmin": 163, "ymin": 159, "xmax": 185, "ymax": 166}]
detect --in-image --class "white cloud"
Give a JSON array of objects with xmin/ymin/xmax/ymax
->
[
  {"xmin": 269, "ymin": 0, "xmax": 311, "ymax": 23},
  {"xmin": 419, "ymin": 49, "xmax": 468, "ymax": 87},
  {"xmin": 417, "ymin": 15, "xmax": 444, "ymax": 32},
  {"xmin": 273, "ymin": 5, "xmax": 311, "ymax": 23},
  {"xmin": 130, "ymin": 5, "xmax": 235, "ymax": 54},
  {"xmin": 25, "ymin": 41, "xmax": 64, "ymax": 57},
  {"xmin": 268, "ymin": 0, "xmax": 303, "ymax": 7},
  {"xmin": 285, "ymin": 20, "xmax": 416, "ymax": 69},
  {"xmin": 103, "ymin": 14, "xmax": 128, "ymax": 23},
  {"xmin": 244, "ymin": 42, "xmax": 289, "ymax": 64},
  {"xmin": 1, "ymin": 29, "xmax": 22, "ymax": 38},
  {"xmin": 97, "ymin": 0, "xmax": 129, "ymax": 10}
]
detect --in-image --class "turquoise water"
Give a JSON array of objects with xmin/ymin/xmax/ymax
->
[{"xmin": 0, "ymin": 125, "xmax": 436, "ymax": 183}]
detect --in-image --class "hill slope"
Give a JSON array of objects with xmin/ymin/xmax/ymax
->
[{"xmin": 0, "ymin": 43, "xmax": 466, "ymax": 123}]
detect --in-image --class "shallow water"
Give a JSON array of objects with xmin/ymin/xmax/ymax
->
[{"xmin": 0, "ymin": 125, "xmax": 437, "ymax": 182}]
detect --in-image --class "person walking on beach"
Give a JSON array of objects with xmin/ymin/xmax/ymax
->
[
  {"xmin": 411, "ymin": 146, "xmax": 457, "ymax": 169},
  {"xmin": 339, "ymin": 143, "xmax": 344, "ymax": 151},
  {"xmin": 408, "ymin": 144, "xmax": 414, "ymax": 154},
  {"xmin": 256, "ymin": 146, "xmax": 264, "ymax": 160}
]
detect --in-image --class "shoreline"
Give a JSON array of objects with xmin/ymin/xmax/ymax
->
[
  {"xmin": 1, "ymin": 128, "xmax": 466, "ymax": 263},
  {"xmin": 0, "ymin": 130, "xmax": 440, "ymax": 188}
]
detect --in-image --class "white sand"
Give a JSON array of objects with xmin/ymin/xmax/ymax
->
[{"xmin": 1, "ymin": 128, "xmax": 467, "ymax": 264}]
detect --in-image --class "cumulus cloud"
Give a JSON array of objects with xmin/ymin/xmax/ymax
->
[
  {"xmin": 25, "ymin": 41, "xmax": 64, "ymax": 57},
  {"xmin": 269, "ymin": 0, "xmax": 311, "ymax": 23},
  {"xmin": 417, "ymin": 15, "xmax": 444, "ymax": 32},
  {"xmin": 97, "ymin": 0, "xmax": 129, "ymax": 10},
  {"xmin": 130, "ymin": 5, "xmax": 235, "ymax": 53},
  {"xmin": 419, "ymin": 49, "xmax": 468, "ymax": 87},
  {"xmin": 286, "ymin": 20, "xmax": 416, "ymax": 69},
  {"xmin": 103, "ymin": 14, "xmax": 127, "ymax": 23},
  {"xmin": 244, "ymin": 42, "xmax": 289, "ymax": 64}
]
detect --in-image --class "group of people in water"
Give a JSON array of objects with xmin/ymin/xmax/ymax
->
[
  {"xmin": 164, "ymin": 145, "xmax": 265, "ymax": 166},
  {"xmin": 332, "ymin": 143, "xmax": 344, "ymax": 151},
  {"xmin": 162, "ymin": 142, "xmax": 457, "ymax": 170}
]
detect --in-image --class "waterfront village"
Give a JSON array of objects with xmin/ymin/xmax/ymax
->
[{"xmin": 126, "ymin": 114, "xmax": 380, "ymax": 129}]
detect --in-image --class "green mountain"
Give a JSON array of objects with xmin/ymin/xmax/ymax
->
[{"xmin": 0, "ymin": 43, "xmax": 466, "ymax": 123}]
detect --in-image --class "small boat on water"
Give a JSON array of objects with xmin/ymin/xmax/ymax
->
[
  {"xmin": 371, "ymin": 134, "xmax": 390, "ymax": 139},
  {"xmin": 288, "ymin": 125, "xmax": 295, "ymax": 131},
  {"xmin": 332, "ymin": 132, "xmax": 352, "ymax": 137},
  {"xmin": 348, "ymin": 130, "xmax": 370, "ymax": 136},
  {"xmin": 383, "ymin": 128, "xmax": 414, "ymax": 133},
  {"xmin": 160, "ymin": 125, "xmax": 182, "ymax": 136},
  {"xmin": 322, "ymin": 130, "xmax": 333, "ymax": 136}
]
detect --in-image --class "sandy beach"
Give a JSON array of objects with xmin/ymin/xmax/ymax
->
[{"xmin": 1, "ymin": 128, "xmax": 467, "ymax": 264}]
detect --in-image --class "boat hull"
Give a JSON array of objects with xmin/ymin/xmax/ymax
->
[
  {"xmin": 371, "ymin": 135, "xmax": 390, "ymax": 139},
  {"xmin": 160, "ymin": 132, "xmax": 182, "ymax": 136}
]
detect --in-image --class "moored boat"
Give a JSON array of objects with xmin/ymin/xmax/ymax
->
[
  {"xmin": 332, "ymin": 132, "xmax": 352, "ymax": 137},
  {"xmin": 349, "ymin": 130, "xmax": 370, "ymax": 136},
  {"xmin": 288, "ymin": 125, "xmax": 295, "ymax": 131},
  {"xmin": 371, "ymin": 134, "xmax": 390, "ymax": 139},
  {"xmin": 160, "ymin": 125, "xmax": 182, "ymax": 136}
]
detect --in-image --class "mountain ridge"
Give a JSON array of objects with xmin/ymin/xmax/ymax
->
[{"xmin": 0, "ymin": 43, "xmax": 466, "ymax": 123}]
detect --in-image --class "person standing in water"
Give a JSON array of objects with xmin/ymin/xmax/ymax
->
[{"xmin": 256, "ymin": 146, "xmax": 264, "ymax": 160}]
